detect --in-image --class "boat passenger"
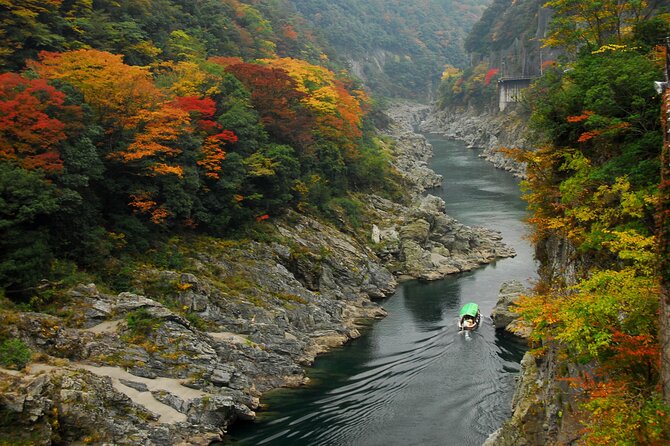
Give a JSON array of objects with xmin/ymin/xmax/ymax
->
[{"xmin": 462, "ymin": 317, "xmax": 475, "ymax": 328}]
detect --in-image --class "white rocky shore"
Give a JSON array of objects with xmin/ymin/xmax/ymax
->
[{"xmin": 420, "ymin": 105, "xmax": 532, "ymax": 178}]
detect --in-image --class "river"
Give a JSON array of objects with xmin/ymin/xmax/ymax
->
[{"xmin": 225, "ymin": 134, "xmax": 538, "ymax": 446}]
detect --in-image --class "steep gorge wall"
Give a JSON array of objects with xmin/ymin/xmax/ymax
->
[{"xmin": 485, "ymin": 235, "xmax": 588, "ymax": 446}]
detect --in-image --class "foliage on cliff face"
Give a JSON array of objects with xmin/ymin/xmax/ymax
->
[
  {"xmin": 0, "ymin": 2, "xmax": 404, "ymax": 298},
  {"xmin": 436, "ymin": 62, "xmax": 500, "ymax": 110},
  {"xmin": 542, "ymin": 0, "xmax": 670, "ymax": 52},
  {"xmin": 508, "ymin": 16, "xmax": 670, "ymax": 444}
]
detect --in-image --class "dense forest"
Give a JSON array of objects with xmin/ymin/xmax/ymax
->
[
  {"xmin": 0, "ymin": 0, "xmax": 396, "ymax": 298},
  {"xmin": 454, "ymin": 0, "xmax": 670, "ymax": 443},
  {"xmin": 0, "ymin": 0, "xmax": 489, "ymax": 299}
]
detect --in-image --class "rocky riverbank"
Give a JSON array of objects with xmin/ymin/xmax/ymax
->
[
  {"xmin": 420, "ymin": 105, "xmax": 532, "ymax": 177},
  {"xmin": 1, "ymin": 218, "xmax": 396, "ymax": 444},
  {"xmin": 0, "ymin": 103, "xmax": 517, "ymax": 445},
  {"xmin": 382, "ymin": 102, "xmax": 441, "ymax": 191},
  {"xmin": 377, "ymin": 102, "xmax": 516, "ymax": 281}
]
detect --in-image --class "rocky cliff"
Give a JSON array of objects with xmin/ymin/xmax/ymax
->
[
  {"xmin": 0, "ymin": 104, "xmax": 517, "ymax": 445},
  {"xmin": 485, "ymin": 235, "xmax": 589, "ymax": 446},
  {"xmin": 483, "ymin": 345, "xmax": 583, "ymax": 446}
]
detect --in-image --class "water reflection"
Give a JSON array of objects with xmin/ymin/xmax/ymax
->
[{"xmin": 401, "ymin": 276, "xmax": 463, "ymax": 326}]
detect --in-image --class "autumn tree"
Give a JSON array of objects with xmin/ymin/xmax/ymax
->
[
  {"xmin": 222, "ymin": 61, "xmax": 314, "ymax": 151},
  {"xmin": 153, "ymin": 61, "xmax": 219, "ymax": 98},
  {"xmin": 543, "ymin": 0, "xmax": 653, "ymax": 51},
  {"xmin": 0, "ymin": 73, "xmax": 73, "ymax": 172},
  {"xmin": 29, "ymin": 49, "xmax": 161, "ymax": 133},
  {"xmin": 260, "ymin": 57, "xmax": 367, "ymax": 147}
]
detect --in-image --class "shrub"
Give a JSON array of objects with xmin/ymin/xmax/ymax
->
[
  {"xmin": 0, "ymin": 338, "xmax": 32, "ymax": 370},
  {"xmin": 125, "ymin": 308, "xmax": 160, "ymax": 337}
]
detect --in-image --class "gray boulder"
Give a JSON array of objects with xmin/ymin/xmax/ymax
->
[{"xmin": 491, "ymin": 281, "xmax": 529, "ymax": 336}]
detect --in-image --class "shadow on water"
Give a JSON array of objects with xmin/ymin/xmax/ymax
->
[
  {"xmin": 401, "ymin": 274, "xmax": 463, "ymax": 326},
  {"xmin": 224, "ymin": 134, "xmax": 536, "ymax": 446}
]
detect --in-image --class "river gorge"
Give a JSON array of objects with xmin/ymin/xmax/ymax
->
[
  {"xmin": 3, "ymin": 1, "xmax": 666, "ymax": 443},
  {"xmin": 1, "ymin": 105, "xmax": 538, "ymax": 445},
  {"xmin": 226, "ymin": 127, "xmax": 538, "ymax": 445}
]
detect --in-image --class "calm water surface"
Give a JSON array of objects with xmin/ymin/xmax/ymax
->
[{"xmin": 225, "ymin": 135, "xmax": 537, "ymax": 446}]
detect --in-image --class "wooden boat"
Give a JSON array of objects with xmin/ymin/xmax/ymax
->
[{"xmin": 458, "ymin": 302, "xmax": 481, "ymax": 331}]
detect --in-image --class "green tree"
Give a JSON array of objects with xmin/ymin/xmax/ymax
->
[
  {"xmin": 0, "ymin": 0, "xmax": 66, "ymax": 69},
  {"xmin": 0, "ymin": 163, "xmax": 59, "ymax": 296},
  {"xmin": 527, "ymin": 48, "xmax": 662, "ymax": 187}
]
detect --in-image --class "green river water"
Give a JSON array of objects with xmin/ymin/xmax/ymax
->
[{"xmin": 225, "ymin": 134, "xmax": 537, "ymax": 446}]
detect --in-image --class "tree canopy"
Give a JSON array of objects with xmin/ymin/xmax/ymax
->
[{"xmin": 0, "ymin": 1, "xmax": 403, "ymax": 297}]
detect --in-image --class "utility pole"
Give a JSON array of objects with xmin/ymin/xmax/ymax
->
[{"xmin": 660, "ymin": 36, "xmax": 670, "ymax": 405}]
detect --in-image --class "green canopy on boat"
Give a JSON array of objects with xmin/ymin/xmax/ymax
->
[{"xmin": 459, "ymin": 302, "xmax": 479, "ymax": 318}]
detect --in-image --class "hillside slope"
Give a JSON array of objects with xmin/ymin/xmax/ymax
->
[{"xmin": 289, "ymin": 0, "xmax": 490, "ymax": 99}]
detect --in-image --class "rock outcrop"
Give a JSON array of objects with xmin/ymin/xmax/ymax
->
[
  {"xmin": 491, "ymin": 281, "xmax": 531, "ymax": 338},
  {"xmin": 367, "ymin": 194, "xmax": 515, "ymax": 281}
]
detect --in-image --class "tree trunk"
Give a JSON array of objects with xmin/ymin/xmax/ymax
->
[{"xmin": 660, "ymin": 72, "xmax": 670, "ymax": 405}]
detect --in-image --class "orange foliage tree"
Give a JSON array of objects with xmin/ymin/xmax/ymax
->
[
  {"xmin": 260, "ymin": 57, "xmax": 368, "ymax": 152},
  {"xmin": 113, "ymin": 104, "xmax": 191, "ymax": 178},
  {"xmin": 221, "ymin": 60, "xmax": 314, "ymax": 151},
  {"xmin": 29, "ymin": 50, "xmax": 161, "ymax": 132},
  {"xmin": 30, "ymin": 50, "xmax": 243, "ymax": 225}
]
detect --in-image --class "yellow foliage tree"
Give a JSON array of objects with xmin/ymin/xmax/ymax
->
[{"xmin": 260, "ymin": 57, "xmax": 367, "ymax": 150}]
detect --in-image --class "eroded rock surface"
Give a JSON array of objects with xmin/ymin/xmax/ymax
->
[
  {"xmin": 367, "ymin": 194, "xmax": 515, "ymax": 281},
  {"xmin": 383, "ymin": 103, "xmax": 442, "ymax": 191},
  {"xmin": 491, "ymin": 280, "xmax": 531, "ymax": 338}
]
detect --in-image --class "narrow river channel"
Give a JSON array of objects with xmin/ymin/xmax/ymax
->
[{"xmin": 225, "ymin": 134, "xmax": 538, "ymax": 446}]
